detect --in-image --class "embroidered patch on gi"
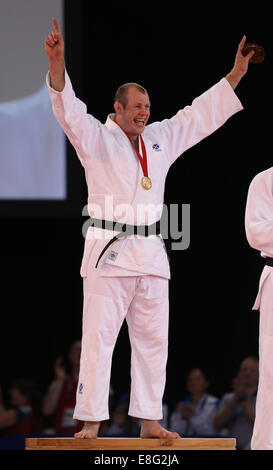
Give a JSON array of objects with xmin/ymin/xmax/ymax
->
[
  {"xmin": 78, "ymin": 383, "xmax": 83, "ymax": 394},
  {"xmin": 152, "ymin": 143, "xmax": 162, "ymax": 152},
  {"xmin": 108, "ymin": 250, "xmax": 118, "ymax": 262}
]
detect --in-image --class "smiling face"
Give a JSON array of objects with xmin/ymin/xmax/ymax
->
[{"xmin": 114, "ymin": 85, "xmax": 151, "ymax": 141}]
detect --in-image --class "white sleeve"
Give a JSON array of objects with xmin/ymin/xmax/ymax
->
[
  {"xmin": 159, "ymin": 78, "xmax": 243, "ymax": 165},
  {"xmin": 245, "ymin": 171, "xmax": 273, "ymax": 256},
  {"xmin": 46, "ymin": 69, "xmax": 102, "ymax": 166}
]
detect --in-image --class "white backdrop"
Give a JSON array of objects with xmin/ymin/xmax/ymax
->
[{"xmin": 0, "ymin": 0, "xmax": 66, "ymax": 199}]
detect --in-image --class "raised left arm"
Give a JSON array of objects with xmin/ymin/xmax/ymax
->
[{"xmin": 225, "ymin": 35, "xmax": 255, "ymax": 90}]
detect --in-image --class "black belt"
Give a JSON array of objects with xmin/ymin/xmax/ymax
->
[
  {"xmin": 265, "ymin": 257, "xmax": 273, "ymax": 267},
  {"xmin": 88, "ymin": 218, "xmax": 163, "ymax": 268}
]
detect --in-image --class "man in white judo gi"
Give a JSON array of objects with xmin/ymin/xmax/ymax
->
[
  {"xmin": 45, "ymin": 18, "xmax": 254, "ymax": 439},
  {"xmin": 245, "ymin": 169, "xmax": 273, "ymax": 449}
]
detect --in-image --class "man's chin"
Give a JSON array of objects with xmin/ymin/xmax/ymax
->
[{"xmin": 133, "ymin": 126, "xmax": 145, "ymax": 135}]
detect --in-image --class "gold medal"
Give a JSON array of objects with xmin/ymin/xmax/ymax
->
[
  {"xmin": 113, "ymin": 117, "xmax": 152, "ymax": 191},
  {"xmin": 141, "ymin": 176, "xmax": 152, "ymax": 190}
]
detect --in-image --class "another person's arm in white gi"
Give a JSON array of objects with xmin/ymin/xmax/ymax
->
[{"xmin": 245, "ymin": 170, "xmax": 273, "ymax": 256}]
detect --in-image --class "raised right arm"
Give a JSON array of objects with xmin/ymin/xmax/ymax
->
[
  {"xmin": 44, "ymin": 18, "xmax": 65, "ymax": 91},
  {"xmin": 44, "ymin": 19, "xmax": 102, "ymax": 166}
]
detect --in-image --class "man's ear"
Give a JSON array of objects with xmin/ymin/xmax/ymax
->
[{"xmin": 114, "ymin": 101, "xmax": 123, "ymax": 115}]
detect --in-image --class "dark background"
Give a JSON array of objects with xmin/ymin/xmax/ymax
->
[{"xmin": 0, "ymin": 2, "xmax": 271, "ymax": 409}]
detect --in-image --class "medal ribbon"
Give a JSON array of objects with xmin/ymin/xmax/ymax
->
[{"xmin": 113, "ymin": 117, "xmax": 149, "ymax": 178}]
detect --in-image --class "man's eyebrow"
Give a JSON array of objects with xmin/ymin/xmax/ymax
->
[{"xmin": 135, "ymin": 102, "xmax": 151, "ymax": 106}]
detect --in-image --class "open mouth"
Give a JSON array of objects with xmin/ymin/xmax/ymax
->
[{"xmin": 134, "ymin": 119, "xmax": 145, "ymax": 127}]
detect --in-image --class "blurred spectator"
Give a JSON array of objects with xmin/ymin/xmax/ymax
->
[
  {"xmin": 169, "ymin": 368, "xmax": 219, "ymax": 436},
  {"xmin": 101, "ymin": 392, "xmax": 169, "ymax": 437},
  {"xmin": 42, "ymin": 340, "xmax": 82, "ymax": 435},
  {"xmin": 0, "ymin": 378, "xmax": 42, "ymax": 435},
  {"xmin": 213, "ymin": 356, "xmax": 258, "ymax": 450},
  {"xmin": 102, "ymin": 393, "xmax": 139, "ymax": 437}
]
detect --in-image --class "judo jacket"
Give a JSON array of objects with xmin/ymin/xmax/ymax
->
[
  {"xmin": 47, "ymin": 71, "xmax": 243, "ymax": 279},
  {"xmin": 245, "ymin": 167, "xmax": 273, "ymax": 309}
]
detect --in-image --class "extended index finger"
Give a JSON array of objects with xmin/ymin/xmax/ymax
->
[
  {"xmin": 52, "ymin": 17, "xmax": 60, "ymax": 32},
  {"xmin": 238, "ymin": 35, "xmax": 247, "ymax": 51}
]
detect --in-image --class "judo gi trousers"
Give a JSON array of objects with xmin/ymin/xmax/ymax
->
[
  {"xmin": 73, "ymin": 265, "xmax": 169, "ymax": 422},
  {"xmin": 251, "ymin": 269, "xmax": 273, "ymax": 450}
]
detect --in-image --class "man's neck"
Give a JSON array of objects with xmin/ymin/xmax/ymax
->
[
  {"xmin": 114, "ymin": 115, "xmax": 139, "ymax": 150},
  {"xmin": 131, "ymin": 135, "xmax": 139, "ymax": 150}
]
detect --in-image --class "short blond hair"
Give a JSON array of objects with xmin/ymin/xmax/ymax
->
[{"xmin": 114, "ymin": 82, "xmax": 148, "ymax": 108}]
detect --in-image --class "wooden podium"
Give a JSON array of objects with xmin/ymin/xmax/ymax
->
[{"xmin": 25, "ymin": 437, "xmax": 236, "ymax": 451}]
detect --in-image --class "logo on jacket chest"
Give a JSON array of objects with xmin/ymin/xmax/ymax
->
[{"xmin": 152, "ymin": 143, "xmax": 162, "ymax": 152}]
